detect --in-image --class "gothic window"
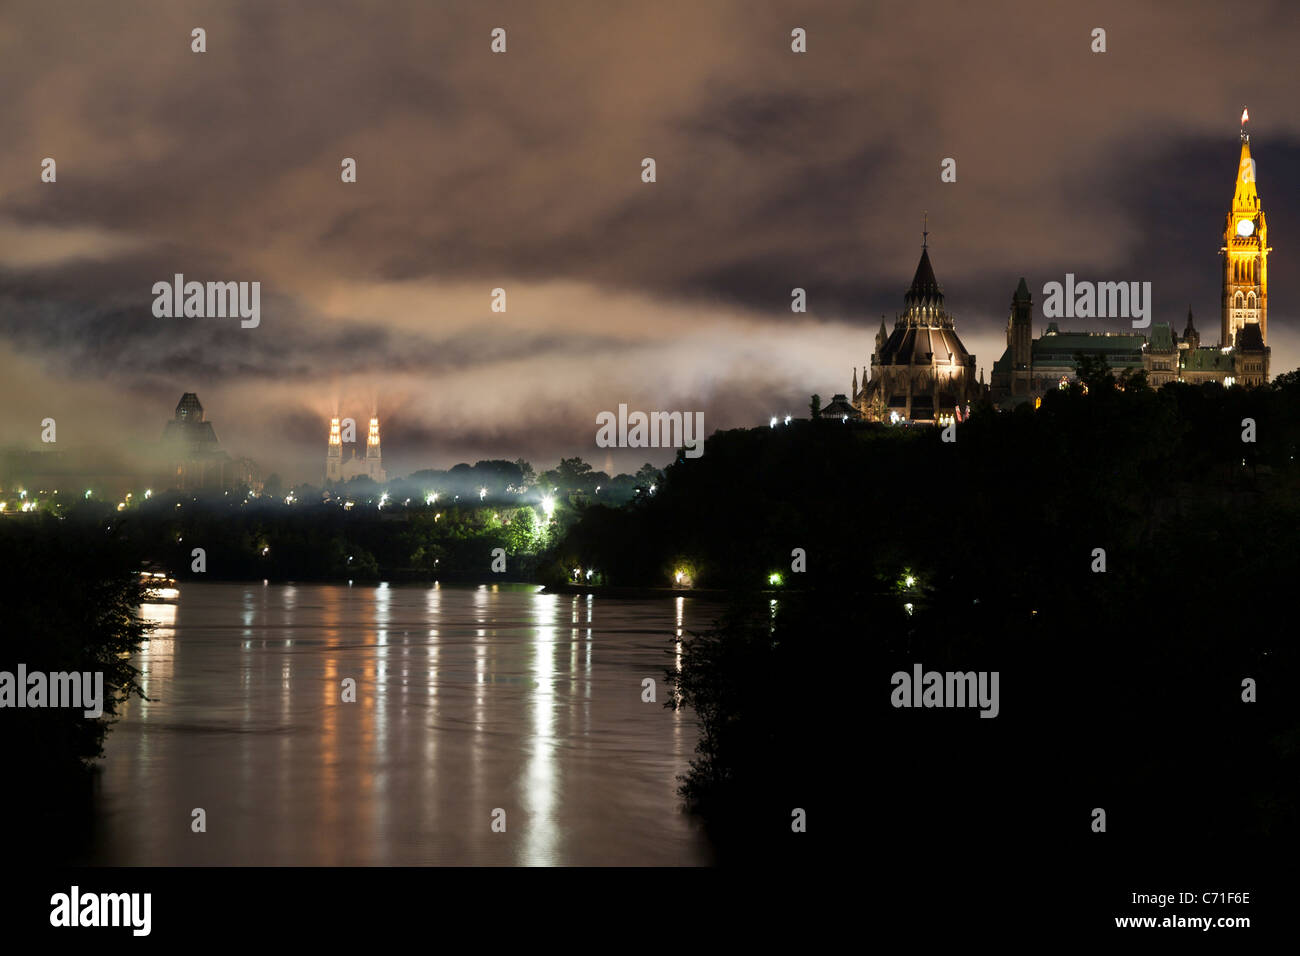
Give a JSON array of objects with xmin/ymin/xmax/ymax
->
[{"xmin": 1247, "ymin": 292, "xmax": 1256, "ymax": 310}]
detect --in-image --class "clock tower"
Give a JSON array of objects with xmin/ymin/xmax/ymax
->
[{"xmin": 1221, "ymin": 108, "xmax": 1270, "ymax": 348}]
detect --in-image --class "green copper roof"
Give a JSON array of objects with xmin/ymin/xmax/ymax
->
[
  {"xmin": 1031, "ymin": 330, "xmax": 1146, "ymax": 368},
  {"xmin": 1182, "ymin": 348, "xmax": 1234, "ymax": 372},
  {"xmin": 1147, "ymin": 323, "xmax": 1176, "ymax": 351}
]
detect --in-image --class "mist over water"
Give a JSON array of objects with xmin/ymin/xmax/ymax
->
[{"xmin": 81, "ymin": 582, "xmax": 712, "ymax": 865}]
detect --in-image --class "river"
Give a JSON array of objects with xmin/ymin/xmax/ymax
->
[{"xmin": 80, "ymin": 581, "xmax": 714, "ymax": 865}]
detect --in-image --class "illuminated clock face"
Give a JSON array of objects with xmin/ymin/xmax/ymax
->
[{"xmin": 1236, "ymin": 218, "xmax": 1255, "ymax": 237}]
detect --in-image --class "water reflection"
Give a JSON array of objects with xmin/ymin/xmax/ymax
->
[{"xmin": 90, "ymin": 582, "xmax": 713, "ymax": 865}]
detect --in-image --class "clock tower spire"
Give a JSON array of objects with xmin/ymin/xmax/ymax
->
[{"xmin": 1221, "ymin": 107, "xmax": 1269, "ymax": 347}]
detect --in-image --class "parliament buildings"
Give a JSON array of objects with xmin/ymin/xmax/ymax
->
[{"xmin": 835, "ymin": 111, "xmax": 1273, "ymax": 423}]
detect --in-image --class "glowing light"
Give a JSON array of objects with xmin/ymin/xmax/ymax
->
[
  {"xmin": 904, "ymin": 603, "xmax": 914, "ymax": 616},
  {"xmin": 1242, "ymin": 106, "xmax": 1249, "ymax": 125},
  {"xmin": 425, "ymin": 492, "xmax": 438, "ymax": 505},
  {"xmin": 769, "ymin": 417, "xmax": 777, "ymax": 428},
  {"xmin": 479, "ymin": 487, "xmax": 487, "ymax": 500},
  {"xmin": 905, "ymin": 575, "xmax": 916, "ymax": 588},
  {"xmin": 145, "ymin": 489, "xmax": 152, "ymax": 499},
  {"xmin": 378, "ymin": 492, "xmax": 390, "ymax": 509},
  {"xmin": 649, "ymin": 484, "xmax": 656, "ymax": 494},
  {"xmin": 84, "ymin": 490, "xmax": 92, "ymax": 499},
  {"xmin": 784, "ymin": 415, "xmax": 791, "ymax": 425},
  {"xmin": 674, "ymin": 571, "xmax": 683, "ymax": 583},
  {"xmin": 768, "ymin": 572, "xmax": 783, "ymax": 587},
  {"xmin": 541, "ymin": 495, "xmax": 555, "ymax": 518}
]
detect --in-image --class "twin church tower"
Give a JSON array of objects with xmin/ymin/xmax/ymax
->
[
  {"xmin": 325, "ymin": 414, "xmax": 387, "ymax": 484},
  {"xmin": 841, "ymin": 111, "xmax": 1272, "ymax": 422}
]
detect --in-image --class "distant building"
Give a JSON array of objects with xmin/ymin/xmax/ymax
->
[
  {"xmin": 160, "ymin": 392, "xmax": 261, "ymax": 491},
  {"xmin": 819, "ymin": 394, "xmax": 862, "ymax": 421},
  {"xmin": 326, "ymin": 415, "xmax": 387, "ymax": 484}
]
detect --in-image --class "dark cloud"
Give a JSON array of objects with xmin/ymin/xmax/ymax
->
[{"xmin": 0, "ymin": 0, "xmax": 1296, "ymax": 482}]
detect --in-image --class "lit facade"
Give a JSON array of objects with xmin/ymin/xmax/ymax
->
[
  {"xmin": 990, "ymin": 111, "xmax": 1272, "ymax": 406},
  {"xmin": 326, "ymin": 414, "xmax": 387, "ymax": 484},
  {"xmin": 852, "ymin": 235, "xmax": 984, "ymax": 423}
]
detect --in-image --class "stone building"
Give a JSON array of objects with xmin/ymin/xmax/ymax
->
[
  {"xmin": 990, "ymin": 112, "xmax": 1273, "ymax": 406},
  {"xmin": 851, "ymin": 236, "xmax": 983, "ymax": 423}
]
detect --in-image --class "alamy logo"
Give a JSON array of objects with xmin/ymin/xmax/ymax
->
[
  {"xmin": 1042, "ymin": 274, "xmax": 1151, "ymax": 328},
  {"xmin": 890, "ymin": 663, "xmax": 1000, "ymax": 718},
  {"xmin": 151, "ymin": 274, "xmax": 261, "ymax": 328},
  {"xmin": 0, "ymin": 664, "xmax": 103, "ymax": 717},
  {"xmin": 596, "ymin": 404, "xmax": 704, "ymax": 458},
  {"xmin": 50, "ymin": 886, "xmax": 151, "ymax": 936}
]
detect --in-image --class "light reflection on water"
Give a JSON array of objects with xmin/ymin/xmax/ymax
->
[{"xmin": 89, "ymin": 582, "xmax": 713, "ymax": 865}]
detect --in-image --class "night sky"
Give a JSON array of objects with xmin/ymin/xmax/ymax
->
[{"xmin": 2, "ymin": 0, "xmax": 1297, "ymax": 482}]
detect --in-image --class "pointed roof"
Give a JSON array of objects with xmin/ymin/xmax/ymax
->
[
  {"xmin": 175, "ymin": 392, "xmax": 204, "ymax": 422},
  {"xmin": 1233, "ymin": 137, "xmax": 1259, "ymax": 211},
  {"xmin": 908, "ymin": 247, "xmax": 941, "ymax": 297},
  {"xmin": 1013, "ymin": 277, "xmax": 1031, "ymax": 303},
  {"xmin": 903, "ymin": 247, "xmax": 945, "ymax": 314}
]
